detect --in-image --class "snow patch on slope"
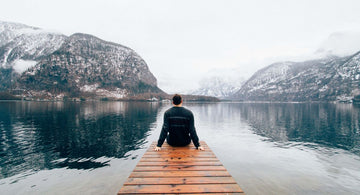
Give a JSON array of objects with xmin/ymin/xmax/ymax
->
[{"xmin": 80, "ymin": 84, "xmax": 99, "ymax": 92}]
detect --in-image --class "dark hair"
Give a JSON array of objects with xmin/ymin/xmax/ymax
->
[{"xmin": 172, "ymin": 94, "xmax": 182, "ymax": 105}]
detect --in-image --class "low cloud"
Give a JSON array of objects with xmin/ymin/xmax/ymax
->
[
  {"xmin": 316, "ymin": 31, "xmax": 360, "ymax": 57},
  {"xmin": 13, "ymin": 60, "xmax": 37, "ymax": 73}
]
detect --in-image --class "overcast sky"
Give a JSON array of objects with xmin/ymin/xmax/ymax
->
[{"xmin": 1, "ymin": 0, "xmax": 360, "ymax": 93}]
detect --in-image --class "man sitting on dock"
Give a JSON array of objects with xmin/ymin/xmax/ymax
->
[{"xmin": 155, "ymin": 94, "xmax": 205, "ymax": 151}]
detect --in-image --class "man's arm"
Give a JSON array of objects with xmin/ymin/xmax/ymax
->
[
  {"xmin": 156, "ymin": 112, "xmax": 169, "ymax": 149},
  {"xmin": 189, "ymin": 112, "xmax": 203, "ymax": 150}
]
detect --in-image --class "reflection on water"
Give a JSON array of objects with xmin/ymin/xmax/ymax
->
[
  {"xmin": 0, "ymin": 101, "xmax": 160, "ymax": 179},
  {"xmin": 1, "ymin": 101, "xmax": 360, "ymax": 194},
  {"xmin": 191, "ymin": 102, "xmax": 360, "ymax": 154},
  {"xmin": 187, "ymin": 102, "xmax": 360, "ymax": 194},
  {"xmin": 236, "ymin": 103, "xmax": 360, "ymax": 154}
]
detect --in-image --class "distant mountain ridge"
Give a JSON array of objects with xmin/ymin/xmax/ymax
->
[
  {"xmin": 0, "ymin": 21, "xmax": 164, "ymax": 99},
  {"xmin": 3, "ymin": 21, "xmax": 359, "ymax": 102},
  {"xmin": 190, "ymin": 76, "xmax": 244, "ymax": 98},
  {"xmin": 233, "ymin": 52, "xmax": 360, "ymax": 102}
]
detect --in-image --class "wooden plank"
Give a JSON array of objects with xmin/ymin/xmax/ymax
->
[
  {"xmin": 130, "ymin": 171, "xmax": 231, "ymax": 178},
  {"xmin": 122, "ymin": 193, "xmax": 243, "ymax": 195},
  {"xmin": 118, "ymin": 141, "xmax": 244, "ymax": 194},
  {"xmin": 149, "ymin": 142, "xmax": 208, "ymax": 146},
  {"xmin": 149, "ymin": 144, "xmax": 209, "ymax": 149},
  {"xmin": 146, "ymin": 148, "xmax": 211, "ymax": 152},
  {"xmin": 145, "ymin": 151, "xmax": 215, "ymax": 155},
  {"xmin": 136, "ymin": 161, "xmax": 223, "ymax": 166},
  {"xmin": 146, "ymin": 149, "xmax": 207, "ymax": 153},
  {"xmin": 148, "ymin": 143, "xmax": 208, "ymax": 150},
  {"xmin": 118, "ymin": 184, "xmax": 243, "ymax": 194},
  {"xmin": 148, "ymin": 145, "xmax": 208, "ymax": 149},
  {"xmin": 144, "ymin": 152, "xmax": 215, "ymax": 156},
  {"xmin": 144, "ymin": 150, "xmax": 214, "ymax": 154},
  {"xmin": 139, "ymin": 157, "xmax": 220, "ymax": 162},
  {"xmin": 147, "ymin": 147, "xmax": 203, "ymax": 151},
  {"xmin": 180, "ymin": 193, "xmax": 244, "ymax": 195},
  {"xmin": 149, "ymin": 145, "xmax": 209, "ymax": 148},
  {"xmin": 123, "ymin": 177, "xmax": 237, "ymax": 185},
  {"xmin": 134, "ymin": 165, "xmax": 226, "ymax": 172},
  {"xmin": 143, "ymin": 155, "xmax": 215, "ymax": 158},
  {"xmin": 143, "ymin": 154, "xmax": 216, "ymax": 158},
  {"xmin": 120, "ymin": 193, "xmax": 243, "ymax": 195}
]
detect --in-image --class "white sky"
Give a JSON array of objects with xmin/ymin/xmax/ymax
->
[{"xmin": 1, "ymin": 0, "xmax": 360, "ymax": 93}]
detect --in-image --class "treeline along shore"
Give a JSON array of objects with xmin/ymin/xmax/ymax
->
[{"xmin": 0, "ymin": 91, "xmax": 220, "ymax": 102}]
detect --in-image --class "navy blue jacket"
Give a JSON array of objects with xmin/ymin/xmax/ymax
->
[{"xmin": 157, "ymin": 106, "xmax": 200, "ymax": 148}]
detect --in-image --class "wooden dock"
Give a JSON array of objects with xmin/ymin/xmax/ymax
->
[{"xmin": 118, "ymin": 141, "xmax": 244, "ymax": 194}]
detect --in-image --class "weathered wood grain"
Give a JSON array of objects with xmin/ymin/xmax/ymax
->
[
  {"xmin": 136, "ymin": 161, "xmax": 223, "ymax": 166},
  {"xmin": 119, "ymin": 184, "xmax": 243, "ymax": 194},
  {"xmin": 123, "ymin": 177, "xmax": 238, "ymax": 185},
  {"xmin": 134, "ymin": 165, "xmax": 226, "ymax": 171},
  {"xmin": 118, "ymin": 141, "xmax": 244, "ymax": 194}
]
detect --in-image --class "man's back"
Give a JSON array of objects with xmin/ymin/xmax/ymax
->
[
  {"xmin": 166, "ymin": 107, "xmax": 193, "ymax": 146},
  {"xmin": 157, "ymin": 106, "xmax": 200, "ymax": 148}
]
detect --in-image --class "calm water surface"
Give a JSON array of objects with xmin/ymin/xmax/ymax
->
[{"xmin": 0, "ymin": 101, "xmax": 359, "ymax": 194}]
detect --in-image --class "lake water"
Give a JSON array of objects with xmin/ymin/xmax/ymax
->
[{"xmin": 0, "ymin": 101, "xmax": 359, "ymax": 194}]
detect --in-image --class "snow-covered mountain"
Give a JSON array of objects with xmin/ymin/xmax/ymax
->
[
  {"xmin": 0, "ymin": 21, "xmax": 66, "ymax": 70},
  {"xmin": 0, "ymin": 21, "xmax": 66, "ymax": 90},
  {"xmin": 0, "ymin": 21, "xmax": 38, "ymax": 47},
  {"xmin": 233, "ymin": 52, "xmax": 360, "ymax": 102},
  {"xmin": 0, "ymin": 21, "xmax": 164, "ymax": 99},
  {"xmin": 19, "ymin": 33, "xmax": 162, "ymax": 98},
  {"xmin": 190, "ymin": 76, "xmax": 244, "ymax": 98}
]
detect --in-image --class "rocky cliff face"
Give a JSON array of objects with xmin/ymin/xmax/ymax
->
[
  {"xmin": 0, "ymin": 21, "xmax": 163, "ymax": 99},
  {"xmin": 19, "ymin": 33, "xmax": 162, "ymax": 98},
  {"xmin": 234, "ymin": 53, "xmax": 360, "ymax": 102}
]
